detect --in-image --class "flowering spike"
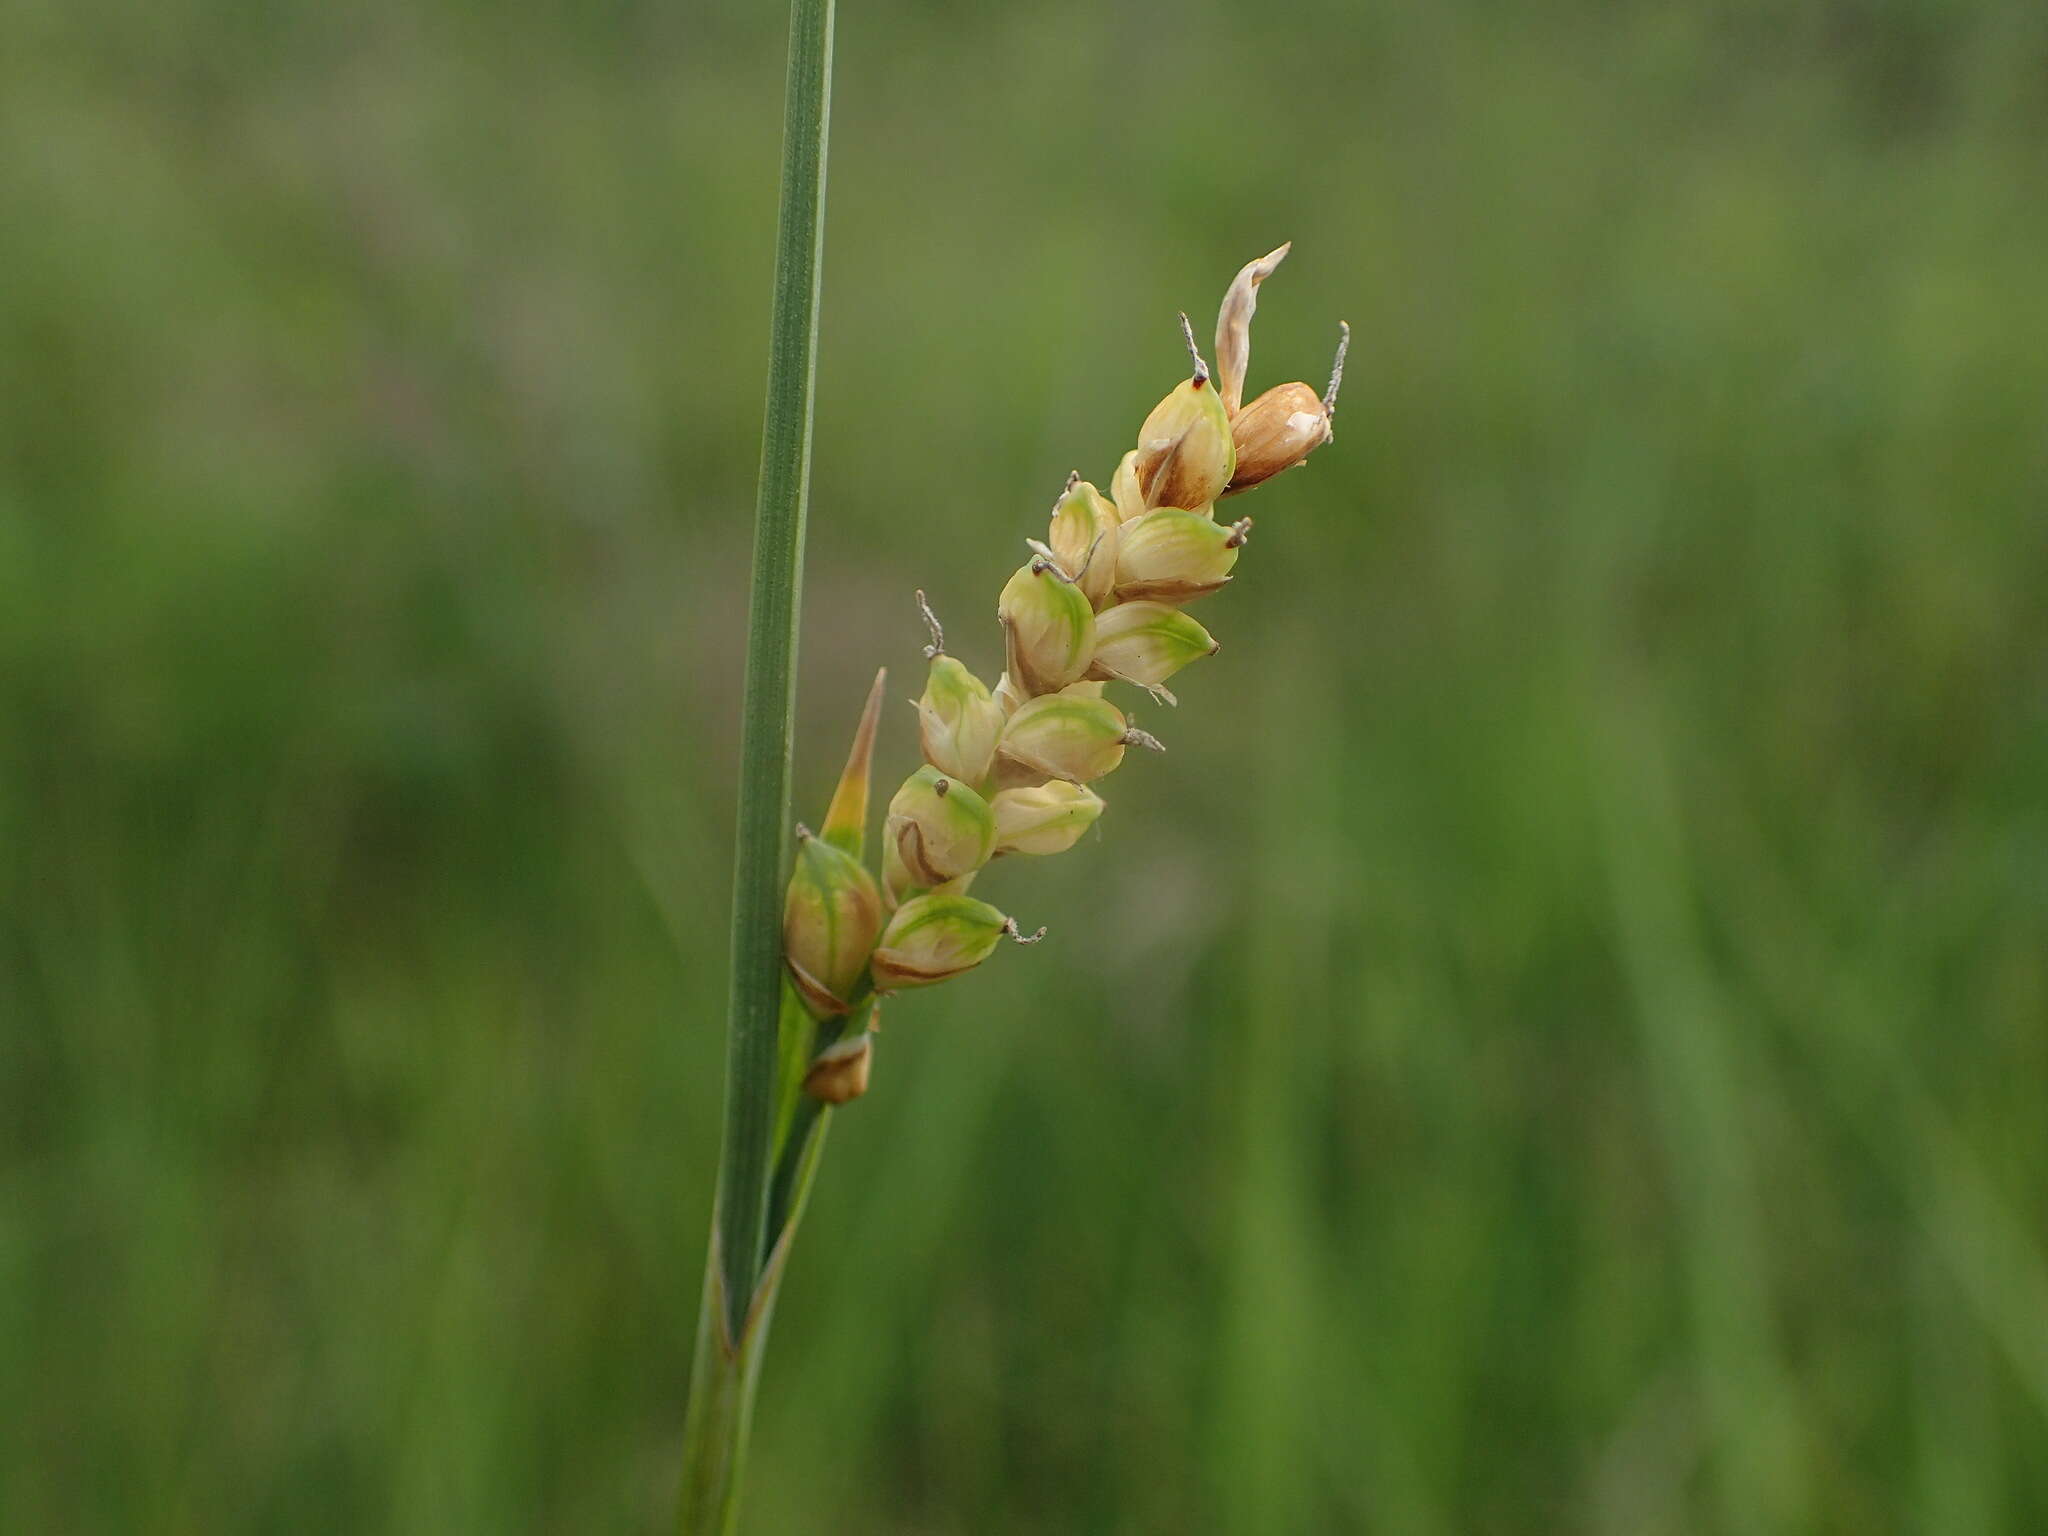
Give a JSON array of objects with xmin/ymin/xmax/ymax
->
[
  {"xmin": 821, "ymin": 668, "xmax": 887, "ymax": 858},
  {"xmin": 1215, "ymin": 241, "xmax": 1290, "ymax": 417}
]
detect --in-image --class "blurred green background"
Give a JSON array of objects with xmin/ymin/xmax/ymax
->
[{"xmin": 5, "ymin": 0, "xmax": 2047, "ymax": 1530}]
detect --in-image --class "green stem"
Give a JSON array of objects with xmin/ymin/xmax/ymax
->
[
  {"xmin": 712, "ymin": 0, "xmax": 836, "ymax": 1339},
  {"xmin": 680, "ymin": 0, "xmax": 836, "ymax": 1529}
]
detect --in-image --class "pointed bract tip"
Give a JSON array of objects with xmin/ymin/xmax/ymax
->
[{"xmin": 821, "ymin": 668, "xmax": 888, "ymax": 857}]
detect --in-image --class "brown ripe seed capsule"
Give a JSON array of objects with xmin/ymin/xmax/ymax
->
[
  {"xmin": 1224, "ymin": 382, "xmax": 1331, "ymax": 493},
  {"xmin": 803, "ymin": 1032, "xmax": 874, "ymax": 1105},
  {"xmin": 1224, "ymin": 322, "xmax": 1349, "ymax": 495}
]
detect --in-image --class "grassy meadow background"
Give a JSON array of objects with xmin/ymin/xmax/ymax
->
[{"xmin": 6, "ymin": 0, "xmax": 2048, "ymax": 1529}]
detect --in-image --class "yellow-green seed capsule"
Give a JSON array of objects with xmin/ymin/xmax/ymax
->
[
  {"xmin": 991, "ymin": 780, "xmax": 1105, "ymax": 856},
  {"xmin": 884, "ymin": 764, "xmax": 996, "ymax": 897},
  {"xmin": 1110, "ymin": 450, "xmax": 1145, "ymax": 523},
  {"xmin": 1134, "ymin": 373, "xmax": 1235, "ymax": 511},
  {"xmin": 1087, "ymin": 601, "xmax": 1219, "ymax": 694},
  {"xmin": 869, "ymin": 893, "xmax": 1038, "ymax": 991},
  {"xmin": 783, "ymin": 828, "xmax": 885, "ymax": 1019},
  {"xmin": 998, "ymin": 557, "xmax": 1095, "ymax": 698},
  {"xmin": 1113, "ymin": 509, "xmax": 1248, "ymax": 603},
  {"xmin": 996, "ymin": 686, "xmax": 1141, "ymax": 785},
  {"xmin": 1225, "ymin": 381, "xmax": 1332, "ymax": 493},
  {"xmin": 1048, "ymin": 479, "xmax": 1120, "ymax": 610},
  {"xmin": 916, "ymin": 655, "xmax": 1004, "ymax": 784}
]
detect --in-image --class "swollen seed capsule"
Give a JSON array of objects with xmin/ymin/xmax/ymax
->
[
  {"xmin": 1134, "ymin": 373, "xmax": 1235, "ymax": 512},
  {"xmin": 803, "ymin": 1032, "xmax": 873, "ymax": 1105},
  {"xmin": 1225, "ymin": 381, "xmax": 1332, "ymax": 493},
  {"xmin": 998, "ymin": 558, "xmax": 1096, "ymax": 698},
  {"xmin": 1048, "ymin": 480, "xmax": 1120, "ymax": 610},
  {"xmin": 783, "ymin": 829, "xmax": 885, "ymax": 1020},
  {"xmin": 884, "ymin": 764, "xmax": 996, "ymax": 896},
  {"xmin": 869, "ymin": 893, "xmax": 1035, "ymax": 991},
  {"xmin": 996, "ymin": 687, "xmax": 1134, "ymax": 785},
  {"xmin": 1087, "ymin": 601, "xmax": 1218, "ymax": 691},
  {"xmin": 1113, "ymin": 509, "xmax": 1247, "ymax": 604},
  {"xmin": 991, "ymin": 780, "xmax": 1105, "ymax": 856},
  {"xmin": 916, "ymin": 656, "xmax": 1004, "ymax": 784}
]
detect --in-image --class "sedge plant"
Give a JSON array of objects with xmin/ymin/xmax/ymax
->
[
  {"xmin": 678, "ymin": 10, "xmax": 1344, "ymax": 1517},
  {"xmin": 680, "ymin": 220, "xmax": 1344, "ymax": 1526}
]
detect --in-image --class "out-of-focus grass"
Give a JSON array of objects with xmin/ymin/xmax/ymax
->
[{"xmin": 4, "ymin": 1, "xmax": 2047, "ymax": 1531}]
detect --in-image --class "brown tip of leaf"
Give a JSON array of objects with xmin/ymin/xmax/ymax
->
[{"xmin": 822, "ymin": 668, "xmax": 887, "ymax": 857}]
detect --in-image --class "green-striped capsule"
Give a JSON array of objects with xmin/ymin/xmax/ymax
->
[
  {"xmin": 1087, "ymin": 600, "xmax": 1218, "ymax": 698},
  {"xmin": 1113, "ymin": 509, "xmax": 1248, "ymax": 604},
  {"xmin": 782, "ymin": 828, "xmax": 885, "ymax": 1019},
  {"xmin": 996, "ymin": 685, "xmax": 1157, "ymax": 786},
  {"xmin": 883, "ymin": 764, "xmax": 996, "ymax": 899},
  {"xmin": 990, "ymin": 780, "xmax": 1105, "ymax": 856},
  {"xmin": 998, "ymin": 556, "xmax": 1096, "ymax": 697},
  {"xmin": 869, "ymin": 893, "xmax": 1040, "ymax": 991},
  {"xmin": 916, "ymin": 655, "xmax": 1004, "ymax": 785}
]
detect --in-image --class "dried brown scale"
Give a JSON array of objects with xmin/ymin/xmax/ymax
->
[{"xmin": 783, "ymin": 244, "xmax": 1344, "ymax": 1100}]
